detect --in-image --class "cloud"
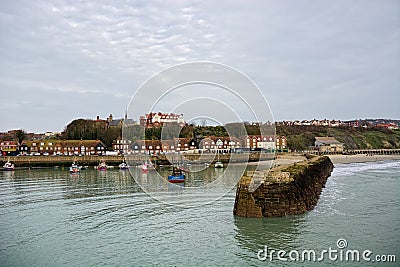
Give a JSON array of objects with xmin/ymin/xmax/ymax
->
[{"xmin": 0, "ymin": 0, "xmax": 399, "ymax": 132}]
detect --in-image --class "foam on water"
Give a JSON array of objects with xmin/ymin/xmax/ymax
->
[{"xmin": 332, "ymin": 160, "xmax": 400, "ymax": 176}]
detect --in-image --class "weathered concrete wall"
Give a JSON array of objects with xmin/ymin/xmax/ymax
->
[
  {"xmin": 234, "ymin": 156, "xmax": 334, "ymax": 218},
  {"xmin": 1, "ymin": 152, "xmax": 273, "ymax": 167}
]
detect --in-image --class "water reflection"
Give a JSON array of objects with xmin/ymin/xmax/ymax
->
[
  {"xmin": 234, "ymin": 215, "xmax": 305, "ymax": 254},
  {"xmin": 2, "ymin": 170, "xmax": 14, "ymax": 180},
  {"xmin": 64, "ymin": 169, "xmax": 142, "ymax": 199}
]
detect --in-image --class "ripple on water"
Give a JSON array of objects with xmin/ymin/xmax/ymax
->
[{"xmin": 0, "ymin": 163, "xmax": 399, "ymax": 267}]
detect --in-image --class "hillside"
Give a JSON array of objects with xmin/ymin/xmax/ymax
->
[{"xmin": 276, "ymin": 125, "xmax": 400, "ymax": 151}]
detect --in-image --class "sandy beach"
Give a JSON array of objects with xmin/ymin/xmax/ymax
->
[
  {"xmin": 271, "ymin": 153, "xmax": 399, "ymax": 166},
  {"xmin": 327, "ymin": 154, "xmax": 400, "ymax": 164}
]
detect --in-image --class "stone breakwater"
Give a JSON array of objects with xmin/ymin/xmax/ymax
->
[
  {"xmin": 1, "ymin": 153, "xmax": 273, "ymax": 167},
  {"xmin": 233, "ymin": 156, "xmax": 334, "ymax": 218}
]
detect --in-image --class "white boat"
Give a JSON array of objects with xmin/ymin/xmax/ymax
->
[
  {"xmin": 214, "ymin": 161, "xmax": 224, "ymax": 168},
  {"xmin": 141, "ymin": 163, "xmax": 148, "ymax": 172},
  {"xmin": 98, "ymin": 161, "xmax": 107, "ymax": 171},
  {"xmin": 119, "ymin": 161, "xmax": 129, "ymax": 170},
  {"xmin": 214, "ymin": 151, "xmax": 223, "ymax": 168},
  {"xmin": 3, "ymin": 161, "xmax": 14, "ymax": 171},
  {"xmin": 69, "ymin": 162, "xmax": 80, "ymax": 174}
]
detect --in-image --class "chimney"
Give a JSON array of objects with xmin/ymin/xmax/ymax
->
[{"xmin": 96, "ymin": 115, "xmax": 100, "ymax": 121}]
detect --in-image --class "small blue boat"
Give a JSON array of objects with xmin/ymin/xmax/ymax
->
[{"xmin": 168, "ymin": 167, "xmax": 185, "ymax": 183}]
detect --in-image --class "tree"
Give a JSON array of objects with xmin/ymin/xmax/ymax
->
[
  {"xmin": 14, "ymin": 129, "xmax": 27, "ymax": 147},
  {"xmin": 62, "ymin": 119, "xmax": 121, "ymax": 149}
]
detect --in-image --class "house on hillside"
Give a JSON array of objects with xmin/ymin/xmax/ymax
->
[
  {"xmin": 376, "ymin": 123, "xmax": 399, "ymax": 130},
  {"xmin": 243, "ymin": 135, "xmax": 287, "ymax": 151},
  {"xmin": 314, "ymin": 137, "xmax": 344, "ymax": 153},
  {"xmin": 112, "ymin": 138, "xmax": 132, "ymax": 154},
  {"xmin": 139, "ymin": 112, "xmax": 185, "ymax": 128},
  {"xmin": 199, "ymin": 136, "xmax": 242, "ymax": 152},
  {"xmin": 0, "ymin": 141, "xmax": 18, "ymax": 156},
  {"xmin": 25, "ymin": 140, "xmax": 106, "ymax": 155},
  {"xmin": 106, "ymin": 114, "xmax": 137, "ymax": 128}
]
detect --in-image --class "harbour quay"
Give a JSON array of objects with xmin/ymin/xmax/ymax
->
[{"xmin": 0, "ymin": 152, "xmax": 274, "ymax": 168}]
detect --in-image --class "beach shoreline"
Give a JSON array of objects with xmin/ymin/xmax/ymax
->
[
  {"xmin": 271, "ymin": 154, "xmax": 399, "ymax": 166},
  {"xmin": 327, "ymin": 154, "xmax": 400, "ymax": 164}
]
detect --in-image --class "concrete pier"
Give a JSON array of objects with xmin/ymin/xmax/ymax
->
[{"xmin": 234, "ymin": 156, "xmax": 334, "ymax": 218}]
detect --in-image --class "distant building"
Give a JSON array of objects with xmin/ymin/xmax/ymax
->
[
  {"xmin": 375, "ymin": 123, "xmax": 399, "ymax": 130},
  {"xmin": 23, "ymin": 140, "xmax": 106, "ymax": 156},
  {"xmin": 314, "ymin": 137, "xmax": 344, "ymax": 153},
  {"xmin": 131, "ymin": 140, "xmax": 163, "ymax": 155},
  {"xmin": 44, "ymin": 131, "xmax": 60, "ymax": 138},
  {"xmin": 330, "ymin": 120, "xmax": 341, "ymax": 127},
  {"xmin": 105, "ymin": 113, "xmax": 137, "ymax": 128},
  {"xmin": 199, "ymin": 136, "xmax": 242, "ymax": 152},
  {"xmin": 243, "ymin": 135, "xmax": 287, "ymax": 151},
  {"xmin": 112, "ymin": 138, "xmax": 132, "ymax": 154},
  {"xmin": 0, "ymin": 141, "xmax": 18, "ymax": 156},
  {"xmin": 139, "ymin": 112, "xmax": 185, "ymax": 128},
  {"xmin": 130, "ymin": 138, "xmax": 197, "ymax": 154},
  {"xmin": 342, "ymin": 120, "xmax": 359, "ymax": 127}
]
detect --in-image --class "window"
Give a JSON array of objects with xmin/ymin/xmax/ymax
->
[
  {"xmin": 49, "ymin": 142, "xmax": 52, "ymax": 146},
  {"xmin": 40, "ymin": 142, "xmax": 44, "ymax": 146}
]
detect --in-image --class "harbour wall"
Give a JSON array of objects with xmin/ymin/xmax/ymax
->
[
  {"xmin": 0, "ymin": 153, "xmax": 273, "ymax": 167},
  {"xmin": 233, "ymin": 156, "xmax": 334, "ymax": 218}
]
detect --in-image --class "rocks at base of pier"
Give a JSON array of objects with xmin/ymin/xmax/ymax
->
[{"xmin": 233, "ymin": 156, "xmax": 334, "ymax": 218}]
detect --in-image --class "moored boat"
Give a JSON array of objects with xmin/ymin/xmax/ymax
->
[
  {"xmin": 141, "ymin": 163, "xmax": 149, "ymax": 173},
  {"xmin": 2, "ymin": 161, "xmax": 14, "ymax": 171},
  {"xmin": 214, "ymin": 151, "xmax": 223, "ymax": 168},
  {"xmin": 98, "ymin": 161, "xmax": 107, "ymax": 171},
  {"xmin": 69, "ymin": 162, "xmax": 80, "ymax": 174},
  {"xmin": 214, "ymin": 161, "xmax": 223, "ymax": 168},
  {"xmin": 119, "ymin": 161, "xmax": 129, "ymax": 170},
  {"xmin": 168, "ymin": 166, "xmax": 185, "ymax": 183}
]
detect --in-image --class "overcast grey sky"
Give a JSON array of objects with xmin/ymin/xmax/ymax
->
[{"xmin": 1, "ymin": 0, "xmax": 399, "ymax": 132}]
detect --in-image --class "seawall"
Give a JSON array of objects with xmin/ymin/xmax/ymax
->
[
  {"xmin": 233, "ymin": 156, "xmax": 334, "ymax": 218},
  {"xmin": 0, "ymin": 152, "xmax": 273, "ymax": 167}
]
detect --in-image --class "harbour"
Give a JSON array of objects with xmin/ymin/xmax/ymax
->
[
  {"xmin": 0, "ymin": 160, "xmax": 399, "ymax": 266},
  {"xmin": 0, "ymin": 153, "xmax": 274, "ymax": 168}
]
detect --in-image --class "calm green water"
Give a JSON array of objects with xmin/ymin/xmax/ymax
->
[{"xmin": 0, "ymin": 161, "xmax": 399, "ymax": 266}]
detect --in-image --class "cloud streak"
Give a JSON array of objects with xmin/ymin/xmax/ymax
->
[{"xmin": 0, "ymin": 0, "xmax": 399, "ymax": 132}]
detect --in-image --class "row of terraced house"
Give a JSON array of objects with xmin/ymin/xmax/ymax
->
[
  {"xmin": 112, "ymin": 135, "xmax": 287, "ymax": 155},
  {"xmin": 1, "ymin": 135, "xmax": 287, "ymax": 156},
  {"xmin": 0, "ymin": 140, "xmax": 107, "ymax": 156}
]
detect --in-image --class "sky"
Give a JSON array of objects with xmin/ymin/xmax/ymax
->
[{"xmin": 0, "ymin": 0, "xmax": 399, "ymax": 133}]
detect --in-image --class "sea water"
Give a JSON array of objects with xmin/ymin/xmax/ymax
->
[{"xmin": 0, "ymin": 161, "xmax": 399, "ymax": 266}]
